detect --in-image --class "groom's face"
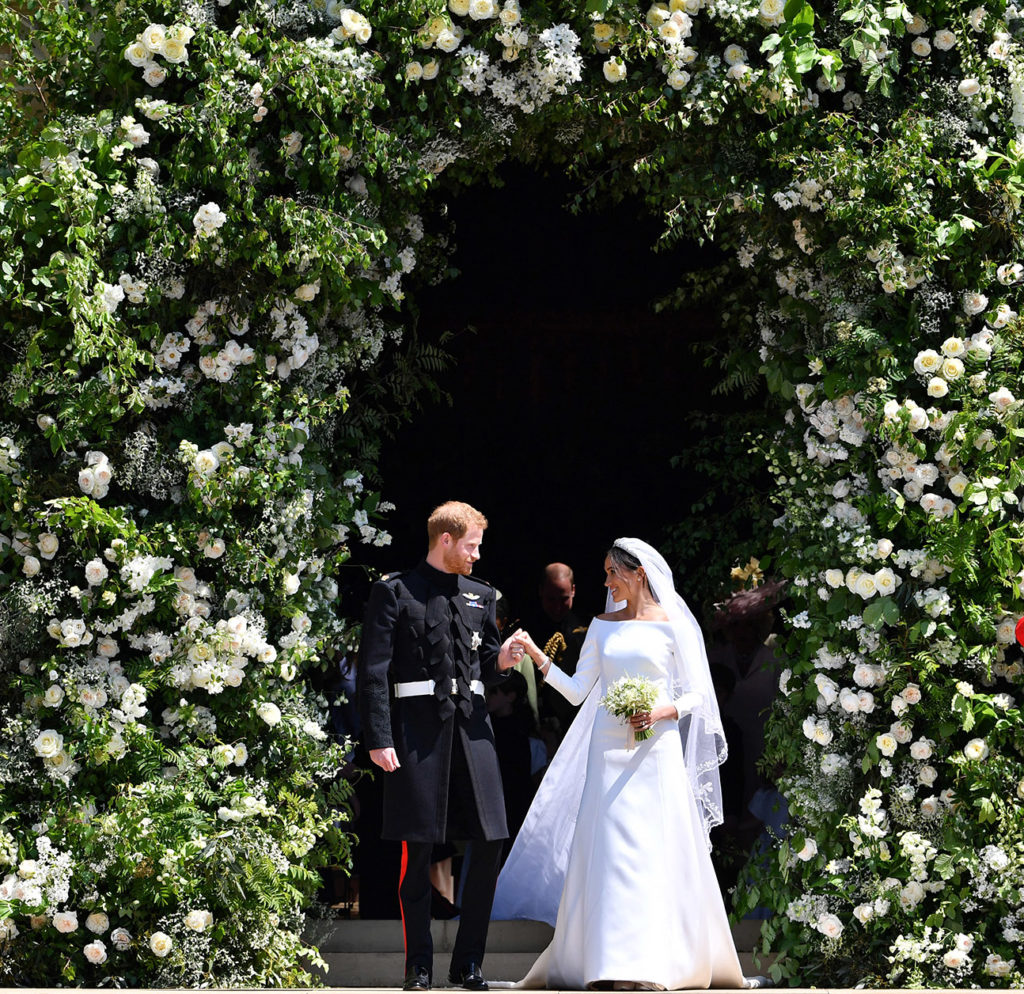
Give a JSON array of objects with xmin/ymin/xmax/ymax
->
[{"xmin": 441, "ymin": 526, "xmax": 484, "ymax": 575}]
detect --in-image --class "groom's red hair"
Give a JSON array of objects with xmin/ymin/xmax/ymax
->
[{"xmin": 427, "ymin": 500, "xmax": 488, "ymax": 546}]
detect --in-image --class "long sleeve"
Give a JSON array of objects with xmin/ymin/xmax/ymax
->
[
  {"xmin": 357, "ymin": 580, "xmax": 398, "ymax": 751},
  {"xmin": 542, "ymin": 626, "xmax": 600, "ymax": 705},
  {"xmin": 672, "ymin": 691, "xmax": 702, "ymax": 717}
]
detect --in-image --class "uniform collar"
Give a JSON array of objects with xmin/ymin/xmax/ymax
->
[{"xmin": 415, "ymin": 559, "xmax": 460, "ymax": 594}]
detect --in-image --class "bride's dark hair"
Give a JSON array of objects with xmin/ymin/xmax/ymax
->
[{"xmin": 606, "ymin": 543, "xmax": 642, "ymax": 572}]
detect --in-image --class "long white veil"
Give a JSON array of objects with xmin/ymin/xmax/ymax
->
[{"xmin": 492, "ymin": 538, "xmax": 728, "ymax": 924}]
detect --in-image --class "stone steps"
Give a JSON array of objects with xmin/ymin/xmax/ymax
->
[{"xmin": 306, "ymin": 919, "xmax": 768, "ymax": 988}]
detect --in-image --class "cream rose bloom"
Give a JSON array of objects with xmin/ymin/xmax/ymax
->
[
  {"xmin": 184, "ymin": 909, "xmax": 213, "ymax": 932},
  {"xmin": 257, "ymin": 701, "xmax": 282, "ymax": 726},
  {"xmin": 150, "ymin": 930, "xmax": 173, "ymax": 957},
  {"xmin": 85, "ymin": 912, "xmax": 109, "ymax": 934},
  {"xmin": 53, "ymin": 911, "xmax": 78, "ymax": 933},
  {"xmin": 84, "ymin": 939, "xmax": 107, "ymax": 964},
  {"xmin": 34, "ymin": 729, "xmax": 64, "ymax": 758},
  {"xmin": 603, "ymin": 58, "xmax": 627, "ymax": 83},
  {"xmin": 958, "ymin": 77, "xmax": 980, "ymax": 97},
  {"xmin": 964, "ymin": 737, "xmax": 989, "ymax": 760},
  {"xmin": 876, "ymin": 732, "xmax": 898, "ymax": 757}
]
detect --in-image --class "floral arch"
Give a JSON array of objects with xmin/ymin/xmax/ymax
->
[{"xmin": 1, "ymin": 0, "xmax": 1023, "ymax": 986}]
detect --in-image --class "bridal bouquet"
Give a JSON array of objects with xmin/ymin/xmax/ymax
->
[{"xmin": 600, "ymin": 675, "xmax": 660, "ymax": 750}]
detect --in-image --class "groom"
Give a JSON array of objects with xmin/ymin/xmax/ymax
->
[{"xmin": 358, "ymin": 501, "xmax": 522, "ymax": 991}]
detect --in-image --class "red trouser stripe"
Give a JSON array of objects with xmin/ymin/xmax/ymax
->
[{"xmin": 399, "ymin": 840, "xmax": 409, "ymax": 961}]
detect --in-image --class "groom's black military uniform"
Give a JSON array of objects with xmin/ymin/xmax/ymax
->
[{"xmin": 359, "ymin": 560, "xmax": 510, "ymax": 988}]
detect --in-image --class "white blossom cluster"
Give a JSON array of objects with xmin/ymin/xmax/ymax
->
[{"xmin": 123, "ymin": 23, "xmax": 195, "ymax": 87}]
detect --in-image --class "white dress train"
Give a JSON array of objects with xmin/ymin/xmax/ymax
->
[{"xmin": 496, "ymin": 619, "xmax": 746, "ymax": 990}]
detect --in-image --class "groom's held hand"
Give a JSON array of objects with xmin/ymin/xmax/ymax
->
[
  {"xmin": 370, "ymin": 747, "xmax": 400, "ymax": 772},
  {"xmin": 498, "ymin": 634, "xmax": 524, "ymax": 671}
]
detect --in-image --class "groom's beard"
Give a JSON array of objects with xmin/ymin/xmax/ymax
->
[{"xmin": 442, "ymin": 548, "xmax": 474, "ymax": 575}]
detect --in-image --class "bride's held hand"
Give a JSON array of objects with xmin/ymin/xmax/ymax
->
[
  {"xmin": 629, "ymin": 704, "xmax": 678, "ymax": 731},
  {"xmin": 511, "ymin": 629, "xmax": 546, "ymax": 668}
]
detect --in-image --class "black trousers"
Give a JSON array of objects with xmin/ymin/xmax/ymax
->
[
  {"xmin": 400, "ymin": 837, "xmax": 503, "ymax": 974},
  {"xmin": 400, "ymin": 734, "xmax": 504, "ymax": 974}
]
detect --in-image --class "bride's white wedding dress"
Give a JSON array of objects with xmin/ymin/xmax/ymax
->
[{"xmin": 494, "ymin": 618, "xmax": 745, "ymax": 990}]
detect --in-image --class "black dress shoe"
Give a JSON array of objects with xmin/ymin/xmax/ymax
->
[
  {"xmin": 403, "ymin": 966, "xmax": 431, "ymax": 991},
  {"xmin": 448, "ymin": 962, "xmax": 488, "ymax": 990}
]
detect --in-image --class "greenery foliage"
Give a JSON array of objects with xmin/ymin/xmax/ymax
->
[{"xmin": 2, "ymin": 0, "xmax": 1023, "ymax": 985}]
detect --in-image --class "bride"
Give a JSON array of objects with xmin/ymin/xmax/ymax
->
[{"xmin": 492, "ymin": 539, "xmax": 759, "ymax": 990}]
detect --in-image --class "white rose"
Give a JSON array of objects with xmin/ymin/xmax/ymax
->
[
  {"xmin": 204, "ymin": 537, "xmax": 226, "ymax": 559},
  {"xmin": 33, "ymin": 729, "xmax": 64, "ymax": 758},
  {"xmin": 902, "ymin": 683, "xmax": 921, "ymax": 704},
  {"xmin": 852, "ymin": 903, "xmax": 874, "ymax": 924},
  {"xmin": 603, "ymin": 58, "xmax": 627, "ymax": 83},
  {"xmin": 796, "ymin": 838, "xmax": 818, "ymax": 861},
  {"xmin": 824, "ymin": 568, "xmax": 844, "ymax": 588},
  {"xmin": 910, "ymin": 738, "xmax": 933, "ymax": 760},
  {"xmin": 149, "ymin": 930, "xmax": 173, "ymax": 957},
  {"xmin": 963, "ymin": 291, "xmax": 988, "ymax": 315},
  {"xmin": 816, "ymin": 913, "xmax": 843, "ymax": 938},
  {"xmin": 958, "ymin": 77, "xmax": 981, "ymax": 97},
  {"xmin": 873, "ymin": 568, "xmax": 897, "ymax": 595},
  {"xmin": 964, "ymin": 737, "xmax": 989, "ymax": 760},
  {"xmin": 875, "ymin": 538, "xmax": 893, "ymax": 559},
  {"xmin": 855, "ymin": 572, "xmax": 877, "ymax": 599},
  {"xmin": 933, "ymin": 28, "xmax": 956, "ymax": 50},
  {"xmin": 257, "ymin": 701, "xmax": 282, "ymax": 726},
  {"xmin": 53, "ymin": 911, "xmax": 79, "ymax": 933},
  {"xmin": 111, "ymin": 926, "xmax": 132, "ymax": 950},
  {"xmin": 941, "ymin": 357, "xmax": 964, "ymax": 380},
  {"xmin": 43, "ymin": 685, "xmax": 64, "ymax": 707},
  {"xmin": 910, "ymin": 37, "xmax": 931, "ymax": 56},
  {"xmin": 233, "ymin": 743, "xmax": 248, "ymax": 766},
  {"xmin": 84, "ymin": 558, "xmax": 109, "ymax": 586},
  {"xmin": 949, "ymin": 473, "xmax": 969, "ymax": 497},
  {"xmin": 449, "ymin": 0, "xmax": 471, "ymax": 13},
  {"xmin": 22, "ymin": 555, "xmax": 41, "ymax": 577},
  {"xmin": 942, "ymin": 948, "xmax": 968, "ymax": 969},
  {"xmin": 85, "ymin": 911, "xmax": 109, "ymax": 933},
  {"xmin": 38, "ymin": 533, "xmax": 59, "ymax": 559},
  {"xmin": 876, "ymin": 732, "xmax": 898, "ymax": 757},
  {"xmin": 141, "ymin": 23, "xmax": 167, "ymax": 54},
  {"xmin": 184, "ymin": 909, "xmax": 213, "ymax": 932},
  {"xmin": 84, "ymin": 939, "xmax": 107, "ymax": 964},
  {"xmin": 900, "ymin": 880, "xmax": 925, "ymax": 907}
]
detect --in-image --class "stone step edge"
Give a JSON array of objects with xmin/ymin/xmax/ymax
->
[{"xmin": 306, "ymin": 918, "xmax": 764, "ymax": 954}]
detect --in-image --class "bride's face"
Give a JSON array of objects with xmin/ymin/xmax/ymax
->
[{"xmin": 603, "ymin": 556, "xmax": 642, "ymax": 603}]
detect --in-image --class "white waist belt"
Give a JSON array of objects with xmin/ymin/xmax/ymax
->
[{"xmin": 394, "ymin": 678, "xmax": 484, "ymax": 699}]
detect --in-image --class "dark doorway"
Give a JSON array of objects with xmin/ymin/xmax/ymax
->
[{"xmin": 353, "ymin": 166, "xmax": 729, "ymax": 619}]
